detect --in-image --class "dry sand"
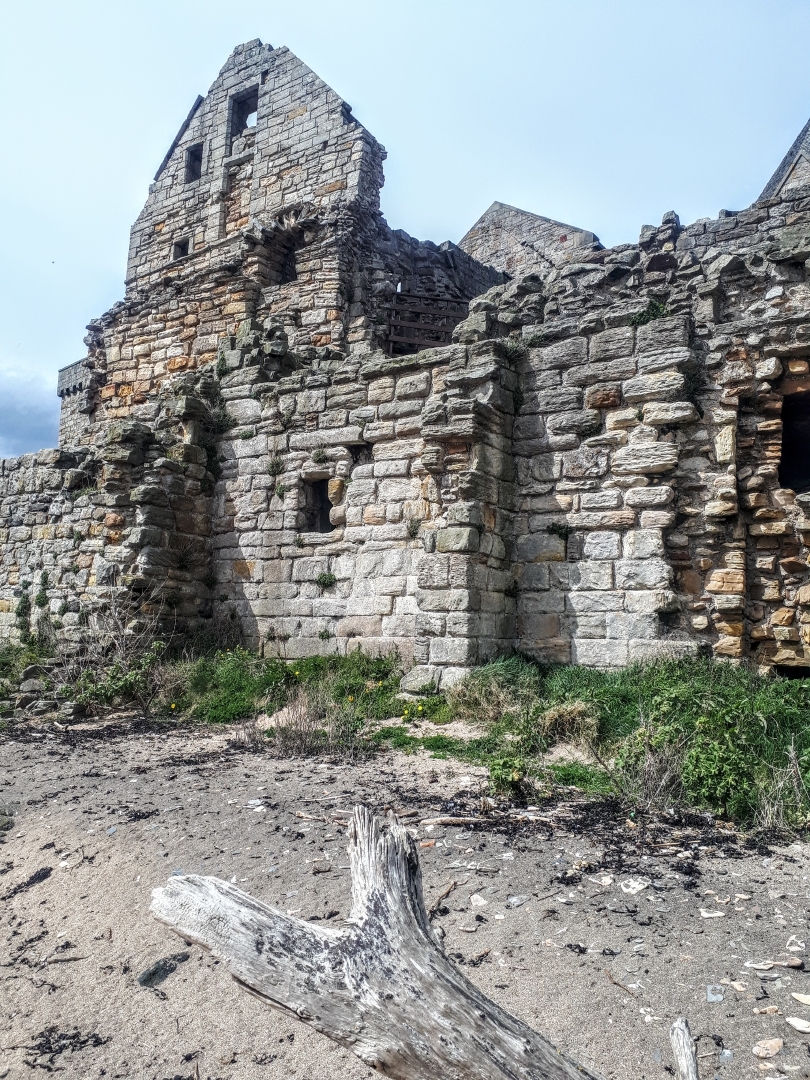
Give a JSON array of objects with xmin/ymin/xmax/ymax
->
[{"xmin": 2, "ymin": 719, "xmax": 810, "ymax": 1079}]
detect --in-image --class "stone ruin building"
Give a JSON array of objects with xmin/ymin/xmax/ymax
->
[{"xmin": 5, "ymin": 38, "xmax": 810, "ymax": 687}]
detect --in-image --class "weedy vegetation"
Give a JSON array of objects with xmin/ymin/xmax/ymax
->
[{"xmin": 12, "ymin": 611, "xmax": 810, "ymax": 828}]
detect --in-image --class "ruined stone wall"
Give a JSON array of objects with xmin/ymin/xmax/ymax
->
[
  {"xmin": 64, "ymin": 41, "xmax": 500, "ymax": 450},
  {"xmin": 447, "ymin": 186, "xmax": 810, "ymax": 672},
  {"xmin": 8, "ymin": 40, "xmax": 810, "ymax": 681},
  {"xmin": 204, "ymin": 339, "xmax": 515, "ymax": 688}
]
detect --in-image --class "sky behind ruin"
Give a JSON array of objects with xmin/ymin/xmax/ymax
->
[{"xmin": 1, "ymin": 0, "xmax": 809, "ymax": 457}]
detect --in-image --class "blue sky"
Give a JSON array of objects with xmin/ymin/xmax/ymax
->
[{"xmin": 2, "ymin": 0, "xmax": 810, "ymax": 456}]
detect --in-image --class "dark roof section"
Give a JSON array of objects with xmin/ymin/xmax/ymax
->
[
  {"xmin": 758, "ymin": 117, "xmax": 810, "ymax": 201},
  {"xmin": 153, "ymin": 95, "xmax": 205, "ymax": 182}
]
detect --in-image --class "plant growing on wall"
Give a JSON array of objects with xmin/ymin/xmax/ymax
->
[
  {"xmin": 15, "ymin": 583, "xmax": 32, "ymax": 645},
  {"xmin": 34, "ymin": 571, "xmax": 49, "ymax": 609},
  {"xmin": 629, "ymin": 299, "xmax": 670, "ymax": 326}
]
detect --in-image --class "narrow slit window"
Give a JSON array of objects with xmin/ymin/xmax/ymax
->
[
  {"xmin": 185, "ymin": 143, "xmax": 203, "ymax": 183},
  {"xmin": 779, "ymin": 390, "xmax": 810, "ymax": 494},
  {"xmin": 279, "ymin": 235, "xmax": 297, "ymax": 284},
  {"xmin": 302, "ymin": 480, "xmax": 333, "ymax": 533},
  {"xmin": 172, "ymin": 238, "xmax": 190, "ymax": 261}
]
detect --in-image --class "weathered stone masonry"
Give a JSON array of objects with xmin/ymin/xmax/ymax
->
[{"xmin": 6, "ymin": 39, "xmax": 810, "ymax": 684}]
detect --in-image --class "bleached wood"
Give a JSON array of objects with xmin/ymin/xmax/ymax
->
[
  {"xmin": 669, "ymin": 1018, "xmax": 699, "ymax": 1080},
  {"xmin": 151, "ymin": 806, "xmax": 603, "ymax": 1080}
]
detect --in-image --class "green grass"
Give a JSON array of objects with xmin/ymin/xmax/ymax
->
[{"xmin": 160, "ymin": 646, "xmax": 404, "ymax": 726}]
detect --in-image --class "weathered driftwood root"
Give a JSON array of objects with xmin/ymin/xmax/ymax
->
[
  {"xmin": 151, "ymin": 806, "xmax": 606, "ymax": 1079},
  {"xmin": 668, "ymin": 1018, "xmax": 699, "ymax": 1080}
]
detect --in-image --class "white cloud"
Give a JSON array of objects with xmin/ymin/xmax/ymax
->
[{"xmin": 0, "ymin": 363, "xmax": 60, "ymax": 459}]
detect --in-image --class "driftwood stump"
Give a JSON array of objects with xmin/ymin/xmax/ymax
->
[{"xmin": 152, "ymin": 806, "xmax": 601, "ymax": 1079}]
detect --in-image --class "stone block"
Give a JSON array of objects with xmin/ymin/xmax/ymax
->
[
  {"xmin": 714, "ymin": 426, "xmax": 736, "ymax": 464},
  {"xmin": 624, "ymin": 485, "xmax": 674, "ymax": 508},
  {"xmin": 605, "ymin": 408, "xmax": 639, "ymax": 431},
  {"xmin": 436, "ymin": 527, "xmax": 479, "ymax": 554},
  {"xmin": 336, "ymin": 616, "xmax": 383, "ymax": 638},
  {"xmin": 525, "ymin": 639, "xmax": 571, "ymax": 664},
  {"xmin": 429, "ymin": 637, "xmax": 478, "ymax": 664},
  {"xmin": 567, "ymin": 510, "xmax": 636, "ymax": 530},
  {"xmin": 640, "ymin": 511, "xmax": 676, "ymax": 528},
  {"xmin": 568, "ymin": 562, "xmax": 614, "ymax": 590},
  {"xmin": 714, "ymin": 635, "xmax": 744, "ymax": 658},
  {"xmin": 585, "ymin": 384, "xmax": 622, "ymax": 409},
  {"xmin": 522, "ymin": 591, "xmax": 566, "ymax": 613},
  {"xmin": 565, "ymin": 590, "xmax": 624, "ymax": 613},
  {"xmin": 630, "ymin": 639, "xmax": 698, "ymax": 662},
  {"xmin": 531, "ymin": 387, "xmax": 582, "ymax": 412},
  {"xmin": 225, "ymin": 398, "xmax": 262, "ymax": 424},
  {"xmin": 705, "ymin": 569, "xmax": 745, "ymax": 594},
  {"xmin": 589, "ymin": 326, "xmax": 635, "ymax": 361},
  {"xmin": 416, "ymin": 588, "xmax": 480, "ymax": 612},
  {"xmin": 129, "ymin": 484, "xmax": 168, "ymax": 506},
  {"xmin": 580, "ymin": 490, "xmax": 623, "ymax": 509},
  {"xmin": 367, "ymin": 377, "xmax": 395, "ymax": 405},
  {"xmin": 396, "ymin": 372, "xmax": 431, "ymax": 398},
  {"xmin": 642, "ymin": 401, "xmax": 699, "ymax": 426},
  {"xmin": 748, "ymin": 521, "xmax": 792, "ymax": 536},
  {"xmin": 622, "ymin": 529, "xmax": 665, "ymax": 559},
  {"xmin": 516, "ymin": 532, "xmax": 565, "ymax": 562},
  {"xmin": 634, "ymin": 346, "xmax": 693, "ymax": 374},
  {"xmin": 622, "ymin": 371, "xmax": 685, "ymax": 403},
  {"xmin": 533, "ymin": 336, "xmax": 587, "ymax": 370},
  {"xmin": 611, "ymin": 443, "xmax": 679, "ymax": 475},
  {"xmin": 606, "ymin": 612, "xmax": 659, "ymax": 639},
  {"xmin": 583, "ymin": 531, "xmax": 622, "ymax": 560},
  {"xmin": 572, "ymin": 639, "xmax": 628, "ymax": 666},
  {"xmin": 565, "ymin": 357, "xmax": 637, "ymax": 387},
  {"xmin": 562, "ymin": 447, "xmax": 608, "ymax": 478},
  {"xmin": 292, "ymin": 557, "xmax": 330, "ymax": 582},
  {"xmin": 636, "ymin": 315, "xmax": 690, "ymax": 351},
  {"xmin": 546, "ymin": 410, "xmax": 601, "ymax": 435},
  {"xmin": 615, "ymin": 558, "xmax": 672, "ymax": 589},
  {"xmin": 519, "ymin": 613, "xmax": 560, "ymax": 639},
  {"xmin": 519, "ymin": 564, "xmax": 550, "ymax": 590}
]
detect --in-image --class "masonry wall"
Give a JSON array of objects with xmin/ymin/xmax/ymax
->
[{"xmin": 7, "ymin": 41, "xmax": 810, "ymax": 682}]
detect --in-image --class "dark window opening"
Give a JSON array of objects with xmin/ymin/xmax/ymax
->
[
  {"xmin": 350, "ymin": 443, "xmax": 373, "ymax": 467},
  {"xmin": 775, "ymin": 665, "xmax": 810, "ymax": 681},
  {"xmin": 260, "ymin": 229, "xmax": 302, "ymax": 287},
  {"xmin": 230, "ymin": 88, "xmax": 259, "ymax": 151},
  {"xmin": 302, "ymin": 480, "xmax": 333, "ymax": 533},
  {"xmin": 778, "ymin": 391, "xmax": 810, "ymax": 494},
  {"xmin": 172, "ymin": 238, "xmax": 190, "ymax": 261},
  {"xmin": 280, "ymin": 237, "xmax": 297, "ymax": 284},
  {"xmin": 185, "ymin": 143, "xmax": 203, "ymax": 183}
]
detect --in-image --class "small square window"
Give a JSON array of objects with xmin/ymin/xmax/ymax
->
[
  {"xmin": 172, "ymin": 239, "xmax": 190, "ymax": 261},
  {"xmin": 185, "ymin": 143, "xmax": 203, "ymax": 183}
]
